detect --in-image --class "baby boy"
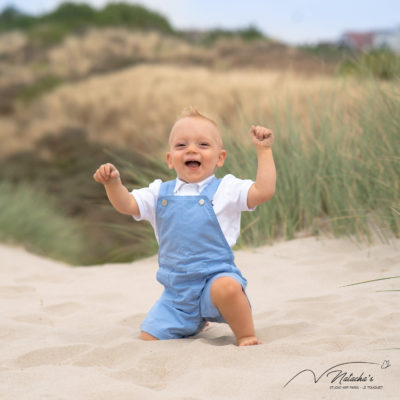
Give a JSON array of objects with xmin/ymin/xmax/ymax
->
[{"xmin": 93, "ymin": 107, "xmax": 276, "ymax": 346}]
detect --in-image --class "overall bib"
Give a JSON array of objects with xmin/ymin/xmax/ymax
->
[{"xmin": 140, "ymin": 177, "xmax": 248, "ymax": 339}]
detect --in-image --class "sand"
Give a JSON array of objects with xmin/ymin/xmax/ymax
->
[{"xmin": 1, "ymin": 236, "xmax": 399, "ymax": 399}]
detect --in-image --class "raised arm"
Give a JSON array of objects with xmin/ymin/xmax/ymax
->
[
  {"xmin": 247, "ymin": 125, "xmax": 276, "ymax": 209},
  {"xmin": 93, "ymin": 163, "xmax": 140, "ymax": 217}
]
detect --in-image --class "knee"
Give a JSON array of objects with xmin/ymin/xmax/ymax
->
[{"xmin": 210, "ymin": 277, "xmax": 242, "ymax": 305}]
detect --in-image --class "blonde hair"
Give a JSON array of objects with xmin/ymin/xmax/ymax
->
[
  {"xmin": 176, "ymin": 106, "xmax": 218, "ymax": 128},
  {"xmin": 170, "ymin": 106, "xmax": 223, "ymax": 148}
]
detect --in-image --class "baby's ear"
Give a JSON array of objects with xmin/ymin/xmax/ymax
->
[
  {"xmin": 166, "ymin": 152, "xmax": 174, "ymax": 169},
  {"xmin": 216, "ymin": 149, "xmax": 226, "ymax": 167}
]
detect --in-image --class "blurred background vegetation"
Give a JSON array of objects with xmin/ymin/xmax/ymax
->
[
  {"xmin": 0, "ymin": 2, "xmax": 174, "ymax": 45},
  {"xmin": 0, "ymin": 2, "xmax": 398, "ymax": 265}
]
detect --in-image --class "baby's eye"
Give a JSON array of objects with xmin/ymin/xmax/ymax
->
[
  {"xmin": 175, "ymin": 143, "xmax": 186, "ymax": 148},
  {"xmin": 200, "ymin": 143, "xmax": 210, "ymax": 147}
]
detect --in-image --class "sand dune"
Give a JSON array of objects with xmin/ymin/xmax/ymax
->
[{"xmin": 1, "ymin": 237, "xmax": 399, "ymax": 399}]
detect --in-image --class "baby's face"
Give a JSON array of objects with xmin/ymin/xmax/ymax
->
[{"xmin": 167, "ymin": 117, "xmax": 226, "ymax": 183}]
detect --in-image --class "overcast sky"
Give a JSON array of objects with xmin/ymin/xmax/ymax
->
[{"xmin": 1, "ymin": 0, "xmax": 399, "ymax": 44}]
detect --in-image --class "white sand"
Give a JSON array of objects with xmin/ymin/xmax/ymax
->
[{"xmin": 1, "ymin": 236, "xmax": 399, "ymax": 399}]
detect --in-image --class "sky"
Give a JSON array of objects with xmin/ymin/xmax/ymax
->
[{"xmin": 1, "ymin": 0, "xmax": 399, "ymax": 45}]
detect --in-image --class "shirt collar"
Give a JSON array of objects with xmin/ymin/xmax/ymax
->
[{"xmin": 174, "ymin": 174, "xmax": 215, "ymax": 194}]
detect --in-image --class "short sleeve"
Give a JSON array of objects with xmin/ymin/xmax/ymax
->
[
  {"xmin": 211, "ymin": 174, "xmax": 255, "ymax": 247},
  {"xmin": 238, "ymin": 179, "xmax": 256, "ymax": 212},
  {"xmin": 130, "ymin": 179, "xmax": 162, "ymax": 223},
  {"xmin": 218, "ymin": 174, "xmax": 256, "ymax": 212}
]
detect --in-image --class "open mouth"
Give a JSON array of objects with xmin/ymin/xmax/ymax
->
[{"xmin": 185, "ymin": 160, "xmax": 201, "ymax": 168}]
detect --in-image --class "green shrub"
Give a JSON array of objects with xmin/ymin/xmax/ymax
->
[
  {"xmin": 298, "ymin": 43, "xmax": 351, "ymax": 62},
  {"xmin": 27, "ymin": 24, "xmax": 69, "ymax": 46},
  {"xmin": 41, "ymin": 2, "xmax": 97, "ymax": 25},
  {"xmin": 201, "ymin": 25, "xmax": 266, "ymax": 45},
  {"xmin": 0, "ymin": 2, "xmax": 174, "ymax": 46},
  {"xmin": 18, "ymin": 75, "xmax": 64, "ymax": 102},
  {"xmin": 338, "ymin": 49, "xmax": 400, "ymax": 80},
  {"xmin": 95, "ymin": 2, "xmax": 173, "ymax": 33},
  {"xmin": 0, "ymin": 182, "xmax": 85, "ymax": 264},
  {"xmin": 0, "ymin": 6, "xmax": 35, "ymax": 31}
]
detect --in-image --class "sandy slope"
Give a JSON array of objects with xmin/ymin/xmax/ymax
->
[{"xmin": 1, "ymin": 237, "xmax": 399, "ymax": 399}]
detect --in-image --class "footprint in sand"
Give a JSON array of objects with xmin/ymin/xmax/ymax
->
[
  {"xmin": 12, "ymin": 313, "xmax": 54, "ymax": 327},
  {"xmin": 0, "ymin": 285, "xmax": 36, "ymax": 297},
  {"xmin": 43, "ymin": 302, "xmax": 82, "ymax": 316},
  {"xmin": 75, "ymin": 342, "xmax": 144, "ymax": 367},
  {"xmin": 258, "ymin": 321, "xmax": 311, "ymax": 344},
  {"xmin": 111, "ymin": 367, "xmax": 168, "ymax": 390},
  {"xmin": 108, "ymin": 346, "xmax": 176, "ymax": 390},
  {"xmin": 12, "ymin": 344, "xmax": 91, "ymax": 368}
]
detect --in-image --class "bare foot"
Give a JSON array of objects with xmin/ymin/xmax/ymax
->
[
  {"xmin": 238, "ymin": 336, "xmax": 262, "ymax": 346},
  {"xmin": 200, "ymin": 322, "xmax": 210, "ymax": 333},
  {"xmin": 140, "ymin": 331, "xmax": 158, "ymax": 341}
]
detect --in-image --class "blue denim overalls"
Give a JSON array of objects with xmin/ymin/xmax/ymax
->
[{"xmin": 140, "ymin": 176, "xmax": 247, "ymax": 339}]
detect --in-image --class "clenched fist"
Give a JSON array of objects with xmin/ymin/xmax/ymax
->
[
  {"xmin": 93, "ymin": 163, "xmax": 120, "ymax": 184},
  {"xmin": 249, "ymin": 125, "xmax": 274, "ymax": 148}
]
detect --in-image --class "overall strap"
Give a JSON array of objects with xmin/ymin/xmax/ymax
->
[
  {"xmin": 201, "ymin": 177, "xmax": 222, "ymax": 201},
  {"xmin": 158, "ymin": 179, "xmax": 176, "ymax": 197}
]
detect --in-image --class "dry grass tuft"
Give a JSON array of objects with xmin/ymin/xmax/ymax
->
[{"xmin": 0, "ymin": 64, "xmax": 393, "ymax": 158}]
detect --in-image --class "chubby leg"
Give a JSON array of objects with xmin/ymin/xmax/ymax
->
[
  {"xmin": 140, "ymin": 331, "xmax": 159, "ymax": 341},
  {"xmin": 210, "ymin": 277, "xmax": 261, "ymax": 346}
]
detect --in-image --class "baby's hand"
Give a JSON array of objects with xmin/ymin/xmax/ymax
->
[
  {"xmin": 93, "ymin": 163, "xmax": 120, "ymax": 184},
  {"xmin": 249, "ymin": 125, "xmax": 274, "ymax": 148}
]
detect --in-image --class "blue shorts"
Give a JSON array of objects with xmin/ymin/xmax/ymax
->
[{"xmin": 140, "ymin": 272, "xmax": 247, "ymax": 340}]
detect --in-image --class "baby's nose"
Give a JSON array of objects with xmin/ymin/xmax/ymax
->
[{"xmin": 186, "ymin": 143, "xmax": 198, "ymax": 152}]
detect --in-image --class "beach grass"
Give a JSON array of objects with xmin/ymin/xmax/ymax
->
[
  {"xmin": 338, "ymin": 49, "xmax": 400, "ymax": 80},
  {"xmin": 123, "ymin": 75, "xmax": 399, "ymax": 251},
  {"xmin": 0, "ymin": 182, "xmax": 85, "ymax": 264},
  {"xmin": 221, "ymin": 77, "xmax": 399, "ymax": 248},
  {"xmin": 1, "ymin": 68, "xmax": 398, "ymax": 265}
]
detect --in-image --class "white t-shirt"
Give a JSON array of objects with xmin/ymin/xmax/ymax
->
[{"xmin": 131, "ymin": 174, "xmax": 255, "ymax": 247}]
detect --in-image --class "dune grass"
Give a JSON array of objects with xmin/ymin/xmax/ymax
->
[
  {"xmin": 338, "ymin": 49, "xmax": 400, "ymax": 80},
  {"xmin": 223, "ymin": 78, "xmax": 399, "ymax": 248},
  {"xmin": 1, "ymin": 70, "xmax": 398, "ymax": 265},
  {"xmin": 342, "ymin": 276, "xmax": 400, "ymax": 293},
  {"xmin": 122, "ymin": 75, "xmax": 399, "ymax": 252},
  {"xmin": 0, "ymin": 182, "xmax": 85, "ymax": 264}
]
